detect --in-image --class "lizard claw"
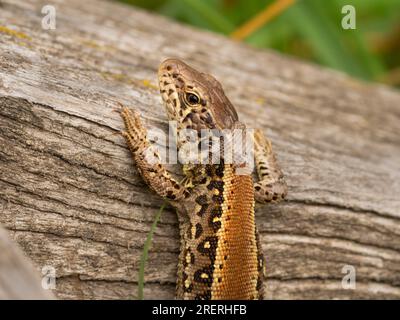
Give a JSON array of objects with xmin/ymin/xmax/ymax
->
[{"xmin": 112, "ymin": 101, "xmax": 125, "ymax": 114}]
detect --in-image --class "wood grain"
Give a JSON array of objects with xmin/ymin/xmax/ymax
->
[{"xmin": 0, "ymin": 0, "xmax": 399, "ymax": 299}]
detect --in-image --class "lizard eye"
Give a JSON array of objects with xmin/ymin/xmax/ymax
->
[{"xmin": 185, "ymin": 92, "xmax": 200, "ymax": 106}]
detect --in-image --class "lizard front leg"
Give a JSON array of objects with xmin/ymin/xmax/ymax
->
[
  {"xmin": 253, "ymin": 129, "xmax": 287, "ymax": 204},
  {"xmin": 120, "ymin": 106, "xmax": 189, "ymax": 202}
]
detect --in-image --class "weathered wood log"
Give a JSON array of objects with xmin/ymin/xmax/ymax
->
[
  {"xmin": 0, "ymin": 0, "xmax": 399, "ymax": 299},
  {"xmin": 0, "ymin": 225, "xmax": 54, "ymax": 299}
]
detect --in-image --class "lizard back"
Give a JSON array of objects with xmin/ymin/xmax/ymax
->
[{"xmin": 176, "ymin": 163, "xmax": 263, "ymax": 300}]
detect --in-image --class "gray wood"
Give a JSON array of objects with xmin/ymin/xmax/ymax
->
[
  {"xmin": 0, "ymin": 0, "xmax": 399, "ymax": 299},
  {"xmin": 0, "ymin": 226, "xmax": 54, "ymax": 299}
]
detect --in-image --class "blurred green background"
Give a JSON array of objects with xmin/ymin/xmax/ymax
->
[{"xmin": 119, "ymin": 0, "xmax": 400, "ymax": 87}]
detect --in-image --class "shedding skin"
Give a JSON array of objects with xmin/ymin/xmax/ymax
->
[{"xmin": 119, "ymin": 58, "xmax": 287, "ymax": 300}]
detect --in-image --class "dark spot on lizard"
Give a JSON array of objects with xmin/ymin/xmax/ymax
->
[
  {"xmin": 215, "ymin": 164, "xmax": 224, "ymax": 178},
  {"xmin": 194, "ymin": 266, "xmax": 214, "ymax": 287},
  {"xmin": 195, "ymin": 290, "xmax": 212, "ymax": 300},
  {"xmin": 186, "ymin": 223, "xmax": 192, "ymax": 240},
  {"xmin": 197, "ymin": 204, "xmax": 208, "ymax": 217},
  {"xmin": 212, "ymin": 194, "xmax": 224, "ymax": 203},
  {"xmin": 166, "ymin": 190, "xmax": 176, "ymax": 200},
  {"xmin": 205, "ymin": 165, "xmax": 213, "ymax": 177},
  {"xmin": 197, "ymin": 236, "xmax": 218, "ymax": 262},
  {"xmin": 194, "ymin": 223, "xmax": 203, "ymax": 239},
  {"xmin": 209, "ymin": 207, "xmax": 222, "ymax": 231},
  {"xmin": 256, "ymin": 277, "xmax": 262, "ymax": 290},
  {"xmin": 190, "ymin": 252, "xmax": 195, "ymax": 264},
  {"xmin": 198, "ymin": 177, "xmax": 208, "ymax": 184},
  {"xmin": 183, "ymin": 249, "xmax": 196, "ymax": 268},
  {"xmin": 204, "ymin": 113, "xmax": 213, "ymax": 124},
  {"xmin": 207, "ymin": 180, "xmax": 224, "ymax": 193},
  {"xmin": 195, "ymin": 195, "xmax": 208, "ymax": 205}
]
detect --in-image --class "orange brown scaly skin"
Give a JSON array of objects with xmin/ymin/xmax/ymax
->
[{"xmin": 120, "ymin": 59, "xmax": 287, "ymax": 300}]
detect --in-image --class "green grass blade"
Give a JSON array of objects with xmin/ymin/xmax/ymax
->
[
  {"xmin": 137, "ymin": 203, "xmax": 166, "ymax": 300},
  {"xmin": 289, "ymin": 0, "xmax": 368, "ymax": 79},
  {"xmin": 348, "ymin": 29, "xmax": 385, "ymax": 80},
  {"xmin": 327, "ymin": 0, "xmax": 385, "ymax": 80},
  {"xmin": 180, "ymin": 0, "xmax": 234, "ymax": 34}
]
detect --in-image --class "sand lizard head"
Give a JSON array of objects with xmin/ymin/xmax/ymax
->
[{"xmin": 158, "ymin": 58, "xmax": 238, "ymax": 132}]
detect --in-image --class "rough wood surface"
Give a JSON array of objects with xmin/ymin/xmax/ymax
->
[
  {"xmin": 0, "ymin": 226, "xmax": 54, "ymax": 299},
  {"xmin": 0, "ymin": 0, "xmax": 400, "ymax": 300}
]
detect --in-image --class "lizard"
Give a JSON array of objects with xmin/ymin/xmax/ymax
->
[{"xmin": 119, "ymin": 58, "xmax": 287, "ymax": 300}]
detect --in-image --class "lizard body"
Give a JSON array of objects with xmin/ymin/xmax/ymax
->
[{"xmin": 120, "ymin": 59, "xmax": 287, "ymax": 300}]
